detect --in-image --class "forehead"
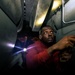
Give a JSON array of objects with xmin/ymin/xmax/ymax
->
[{"xmin": 42, "ymin": 27, "xmax": 53, "ymax": 32}]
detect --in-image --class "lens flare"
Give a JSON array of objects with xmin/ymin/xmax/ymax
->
[{"xmin": 23, "ymin": 48, "xmax": 27, "ymax": 52}]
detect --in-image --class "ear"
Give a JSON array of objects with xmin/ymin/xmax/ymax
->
[{"xmin": 39, "ymin": 35, "xmax": 42, "ymax": 40}]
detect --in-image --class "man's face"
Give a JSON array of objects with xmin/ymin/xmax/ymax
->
[{"xmin": 40, "ymin": 27, "xmax": 55, "ymax": 44}]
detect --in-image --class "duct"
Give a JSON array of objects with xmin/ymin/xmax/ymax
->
[
  {"xmin": 29, "ymin": 0, "xmax": 53, "ymax": 31},
  {"xmin": 0, "ymin": 9, "xmax": 17, "ymax": 70},
  {"xmin": 0, "ymin": 0, "xmax": 22, "ymax": 25}
]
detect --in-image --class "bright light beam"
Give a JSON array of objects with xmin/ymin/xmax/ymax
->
[
  {"xmin": 52, "ymin": 0, "xmax": 61, "ymax": 11},
  {"xmin": 13, "ymin": 45, "xmax": 35, "ymax": 56},
  {"xmin": 13, "ymin": 48, "xmax": 27, "ymax": 56}
]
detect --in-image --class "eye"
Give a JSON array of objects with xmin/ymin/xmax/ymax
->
[
  {"xmin": 44, "ymin": 31, "xmax": 48, "ymax": 34},
  {"xmin": 50, "ymin": 31, "xmax": 54, "ymax": 34}
]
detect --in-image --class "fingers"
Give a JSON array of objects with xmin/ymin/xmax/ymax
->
[
  {"xmin": 62, "ymin": 53, "xmax": 72, "ymax": 58},
  {"xmin": 62, "ymin": 53, "xmax": 71, "ymax": 59},
  {"xmin": 69, "ymin": 37, "xmax": 75, "ymax": 42},
  {"xmin": 56, "ymin": 35, "xmax": 75, "ymax": 50},
  {"xmin": 60, "ymin": 52, "xmax": 72, "ymax": 62},
  {"xmin": 68, "ymin": 41, "xmax": 74, "ymax": 47},
  {"xmin": 68, "ymin": 35, "xmax": 75, "ymax": 38},
  {"xmin": 68, "ymin": 36, "xmax": 75, "ymax": 45}
]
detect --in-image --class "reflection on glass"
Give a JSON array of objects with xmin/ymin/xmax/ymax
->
[{"xmin": 62, "ymin": 0, "xmax": 75, "ymax": 23}]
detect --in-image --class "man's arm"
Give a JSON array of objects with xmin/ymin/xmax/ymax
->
[
  {"xmin": 47, "ymin": 35, "xmax": 75, "ymax": 55},
  {"xmin": 26, "ymin": 35, "xmax": 75, "ymax": 69}
]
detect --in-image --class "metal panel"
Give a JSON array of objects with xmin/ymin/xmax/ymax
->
[
  {"xmin": 29, "ymin": 0, "xmax": 53, "ymax": 31},
  {"xmin": 0, "ymin": 9, "xmax": 17, "ymax": 70},
  {"xmin": 0, "ymin": 0, "xmax": 22, "ymax": 25}
]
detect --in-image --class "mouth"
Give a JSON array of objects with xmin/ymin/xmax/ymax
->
[
  {"xmin": 48, "ymin": 37, "xmax": 53, "ymax": 40},
  {"xmin": 48, "ymin": 38, "xmax": 53, "ymax": 42}
]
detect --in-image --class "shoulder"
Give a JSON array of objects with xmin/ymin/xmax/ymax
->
[
  {"xmin": 27, "ymin": 41, "xmax": 42, "ymax": 50},
  {"xmin": 28, "ymin": 41, "xmax": 42, "ymax": 46}
]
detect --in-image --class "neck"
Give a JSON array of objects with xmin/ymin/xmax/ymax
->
[{"xmin": 40, "ymin": 40, "xmax": 56, "ymax": 47}]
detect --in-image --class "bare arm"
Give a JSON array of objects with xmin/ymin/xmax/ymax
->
[
  {"xmin": 47, "ymin": 35, "xmax": 75, "ymax": 55},
  {"xmin": 26, "ymin": 35, "xmax": 75, "ymax": 69}
]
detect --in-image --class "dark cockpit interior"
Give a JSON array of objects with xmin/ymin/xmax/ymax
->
[{"xmin": 0, "ymin": 0, "xmax": 75, "ymax": 73}]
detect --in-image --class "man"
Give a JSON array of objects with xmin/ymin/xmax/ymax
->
[{"xmin": 26, "ymin": 25, "xmax": 75, "ymax": 74}]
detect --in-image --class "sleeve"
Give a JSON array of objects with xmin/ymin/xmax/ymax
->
[
  {"xmin": 52, "ymin": 51, "xmax": 60, "ymax": 63},
  {"xmin": 52, "ymin": 51, "xmax": 61, "ymax": 72},
  {"xmin": 26, "ymin": 47, "xmax": 51, "ymax": 69}
]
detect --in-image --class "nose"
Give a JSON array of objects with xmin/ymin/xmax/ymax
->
[{"xmin": 48, "ymin": 32, "xmax": 53, "ymax": 36}]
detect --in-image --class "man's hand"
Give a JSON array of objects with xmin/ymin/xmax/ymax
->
[
  {"xmin": 60, "ymin": 51, "xmax": 72, "ymax": 62},
  {"xmin": 47, "ymin": 35, "xmax": 75, "ymax": 54},
  {"xmin": 55, "ymin": 35, "xmax": 75, "ymax": 50}
]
